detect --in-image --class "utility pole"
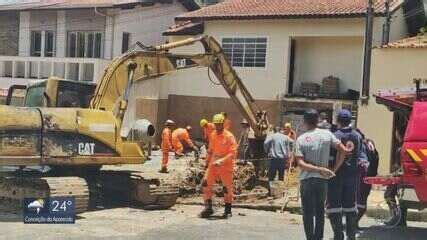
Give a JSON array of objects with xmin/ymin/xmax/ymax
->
[
  {"xmin": 361, "ymin": 0, "xmax": 374, "ymax": 104},
  {"xmin": 382, "ymin": 0, "xmax": 392, "ymax": 45}
]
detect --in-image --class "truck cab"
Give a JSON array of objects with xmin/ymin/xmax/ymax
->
[
  {"xmin": 367, "ymin": 80, "xmax": 427, "ymax": 226},
  {"xmin": 6, "ymin": 77, "xmax": 96, "ymax": 108}
]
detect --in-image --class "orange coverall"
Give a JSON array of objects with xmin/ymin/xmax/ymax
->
[
  {"xmin": 224, "ymin": 119, "xmax": 232, "ymax": 131},
  {"xmin": 203, "ymin": 122, "xmax": 215, "ymax": 142},
  {"xmin": 203, "ymin": 130, "xmax": 237, "ymax": 204},
  {"xmin": 172, "ymin": 128, "xmax": 194, "ymax": 155},
  {"xmin": 161, "ymin": 127, "xmax": 172, "ymax": 168}
]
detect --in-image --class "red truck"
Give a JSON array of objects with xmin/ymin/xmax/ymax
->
[{"xmin": 366, "ymin": 79, "xmax": 427, "ymax": 226}]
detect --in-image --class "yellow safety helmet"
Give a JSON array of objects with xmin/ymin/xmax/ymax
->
[
  {"xmin": 200, "ymin": 119, "xmax": 208, "ymax": 127},
  {"xmin": 284, "ymin": 122, "xmax": 292, "ymax": 128},
  {"xmin": 212, "ymin": 114, "xmax": 225, "ymax": 124}
]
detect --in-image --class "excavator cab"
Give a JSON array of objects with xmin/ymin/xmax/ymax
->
[{"xmin": 5, "ymin": 78, "xmax": 96, "ymax": 108}]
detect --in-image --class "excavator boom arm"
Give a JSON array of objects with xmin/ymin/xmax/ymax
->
[{"xmin": 90, "ymin": 35, "xmax": 268, "ymax": 137}]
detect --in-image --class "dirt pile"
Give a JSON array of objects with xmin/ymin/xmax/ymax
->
[{"xmin": 180, "ymin": 159, "xmax": 259, "ymax": 198}]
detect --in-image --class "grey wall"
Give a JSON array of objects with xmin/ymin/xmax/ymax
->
[
  {"xmin": 0, "ymin": 11, "xmax": 19, "ymax": 55},
  {"xmin": 66, "ymin": 9, "xmax": 105, "ymax": 32}
]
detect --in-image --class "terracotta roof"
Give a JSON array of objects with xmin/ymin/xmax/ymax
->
[
  {"xmin": 163, "ymin": 20, "xmax": 204, "ymax": 35},
  {"xmin": 0, "ymin": 0, "xmax": 199, "ymax": 11},
  {"xmin": 381, "ymin": 35, "xmax": 427, "ymax": 49},
  {"xmin": 176, "ymin": 0, "xmax": 403, "ymax": 21}
]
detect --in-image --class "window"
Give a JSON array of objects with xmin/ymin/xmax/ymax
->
[
  {"xmin": 77, "ymin": 32, "xmax": 85, "ymax": 57},
  {"xmin": 68, "ymin": 32, "xmax": 77, "ymax": 57},
  {"xmin": 122, "ymin": 32, "xmax": 130, "ymax": 53},
  {"xmin": 44, "ymin": 31, "xmax": 55, "ymax": 57},
  {"xmin": 222, "ymin": 37, "xmax": 267, "ymax": 67},
  {"xmin": 67, "ymin": 31, "xmax": 103, "ymax": 58},
  {"xmin": 31, "ymin": 31, "xmax": 55, "ymax": 57},
  {"xmin": 24, "ymin": 84, "xmax": 46, "ymax": 107},
  {"xmin": 56, "ymin": 81, "xmax": 96, "ymax": 108},
  {"xmin": 30, "ymin": 31, "xmax": 42, "ymax": 57}
]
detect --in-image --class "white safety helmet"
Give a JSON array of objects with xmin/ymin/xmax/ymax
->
[{"xmin": 165, "ymin": 119, "xmax": 175, "ymax": 125}]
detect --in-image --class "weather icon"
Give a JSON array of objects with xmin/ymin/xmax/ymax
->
[{"xmin": 27, "ymin": 199, "xmax": 45, "ymax": 214}]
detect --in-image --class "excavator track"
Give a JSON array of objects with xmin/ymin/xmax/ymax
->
[
  {"xmin": 130, "ymin": 172, "xmax": 179, "ymax": 209},
  {"xmin": 0, "ymin": 176, "xmax": 89, "ymax": 214},
  {"xmin": 98, "ymin": 170, "xmax": 179, "ymax": 210}
]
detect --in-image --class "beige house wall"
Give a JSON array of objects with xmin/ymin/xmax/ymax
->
[
  {"xmin": 358, "ymin": 48, "xmax": 427, "ymax": 175},
  {"xmin": 169, "ymin": 18, "xmax": 368, "ymax": 100},
  {"xmin": 293, "ymin": 36, "xmax": 364, "ymax": 93},
  {"xmin": 166, "ymin": 12, "xmax": 407, "ymax": 100},
  {"xmin": 139, "ymin": 11, "xmax": 408, "ymax": 143}
]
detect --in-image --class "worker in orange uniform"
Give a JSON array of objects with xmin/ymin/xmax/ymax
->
[
  {"xmin": 172, "ymin": 126, "xmax": 198, "ymax": 158},
  {"xmin": 160, "ymin": 120, "xmax": 175, "ymax": 173},
  {"xmin": 199, "ymin": 114, "xmax": 237, "ymax": 219},
  {"xmin": 200, "ymin": 119, "xmax": 215, "ymax": 147},
  {"xmin": 283, "ymin": 122, "xmax": 297, "ymax": 140},
  {"xmin": 221, "ymin": 112, "xmax": 232, "ymax": 131}
]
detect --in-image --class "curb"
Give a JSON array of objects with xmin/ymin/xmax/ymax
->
[
  {"xmin": 177, "ymin": 199, "xmax": 427, "ymax": 222},
  {"xmin": 366, "ymin": 206, "xmax": 427, "ymax": 222}
]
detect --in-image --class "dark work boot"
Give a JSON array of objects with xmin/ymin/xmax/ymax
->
[
  {"xmin": 345, "ymin": 212, "xmax": 357, "ymax": 240},
  {"xmin": 222, "ymin": 203, "xmax": 232, "ymax": 219},
  {"xmin": 356, "ymin": 208, "xmax": 366, "ymax": 230},
  {"xmin": 199, "ymin": 200, "xmax": 214, "ymax": 218},
  {"xmin": 398, "ymin": 207, "xmax": 407, "ymax": 227},
  {"xmin": 329, "ymin": 213, "xmax": 344, "ymax": 240},
  {"xmin": 158, "ymin": 166, "xmax": 168, "ymax": 173}
]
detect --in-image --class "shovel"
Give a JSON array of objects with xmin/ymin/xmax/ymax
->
[{"xmin": 280, "ymin": 167, "xmax": 300, "ymax": 213}]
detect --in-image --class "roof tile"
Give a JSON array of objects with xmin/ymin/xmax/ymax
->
[
  {"xmin": 177, "ymin": 0, "xmax": 403, "ymax": 20},
  {"xmin": 381, "ymin": 35, "xmax": 427, "ymax": 49}
]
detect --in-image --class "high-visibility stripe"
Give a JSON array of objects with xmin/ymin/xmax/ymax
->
[
  {"xmin": 357, "ymin": 204, "xmax": 367, "ymax": 209},
  {"xmin": 407, "ymin": 149, "xmax": 422, "ymax": 162},
  {"xmin": 325, "ymin": 207, "xmax": 342, "ymax": 214},
  {"xmin": 343, "ymin": 207, "xmax": 357, "ymax": 213},
  {"xmin": 420, "ymin": 149, "xmax": 427, "ymax": 157}
]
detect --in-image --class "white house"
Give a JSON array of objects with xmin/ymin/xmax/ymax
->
[
  {"xmin": 131, "ymin": 0, "xmax": 410, "ymax": 139},
  {"xmin": 0, "ymin": 0, "xmax": 199, "ymax": 89}
]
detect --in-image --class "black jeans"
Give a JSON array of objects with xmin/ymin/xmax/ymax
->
[
  {"xmin": 300, "ymin": 178, "xmax": 328, "ymax": 240},
  {"xmin": 268, "ymin": 158, "xmax": 286, "ymax": 181}
]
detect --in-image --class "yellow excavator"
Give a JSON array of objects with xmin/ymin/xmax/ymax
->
[{"xmin": 0, "ymin": 35, "xmax": 269, "ymax": 213}]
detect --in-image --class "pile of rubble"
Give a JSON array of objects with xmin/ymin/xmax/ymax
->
[{"xmin": 179, "ymin": 158, "xmax": 266, "ymax": 200}]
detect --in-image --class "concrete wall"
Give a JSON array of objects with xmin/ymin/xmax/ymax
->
[
  {"xmin": 358, "ymin": 47, "xmax": 427, "ymax": 175},
  {"xmin": 18, "ymin": 12, "xmax": 30, "ymax": 56},
  {"xmin": 111, "ymin": 3, "xmax": 186, "ymax": 57},
  {"xmin": 30, "ymin": 10, "xmax": 57, "ymax": 31},
  {"xmin": 134, "ymin": 94, "xmax": 280, "ymax": 142},
  {"xmin": 0, "ymin": 11, "xmax": 19, "ymax": 56},
  {"xmin": 65, "ymin": 9, "xmax": 106, "ymax": 32},
  {"xmin": 293, "ymin": 36, "xmax": 364, "ymax": 93}
]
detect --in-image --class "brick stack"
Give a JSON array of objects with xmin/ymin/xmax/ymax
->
[
  {"xmin": 300, "ymin": 82, "xmax": 320, "ymax": 97},
  {"xmin": 321, "ymin": 75, "xmax": 340, "ymax": 97}
]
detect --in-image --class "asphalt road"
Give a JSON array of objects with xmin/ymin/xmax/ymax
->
[{"xmin": 1, "ymin": 204, "xmax": 427, "ymax": 240}]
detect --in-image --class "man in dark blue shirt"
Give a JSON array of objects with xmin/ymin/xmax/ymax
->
[{"xmin": 327, "ymin": 109, "xmax": 362, "ymax": 240}]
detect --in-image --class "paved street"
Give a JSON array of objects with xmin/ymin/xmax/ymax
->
[
  {"xmin": 1, "ymin": 153, "xmax": 427, "ymax": 239},
  {"xmin": 1, "ymin": 204, "xmax": 427, "ymax": 240}
]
